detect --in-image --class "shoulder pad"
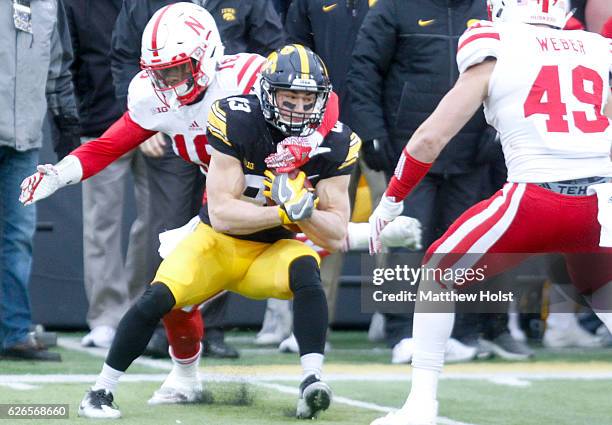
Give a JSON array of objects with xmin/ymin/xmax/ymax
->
[
  {"xmin": 126, "ymin": 71, "xmax": 164, "ymax": 130},
  {"xmin": 457, "ymin": 20, "xmax": 500, "ymax": 74},
  {"xmin": 208, "ymin": 95, "xmax": 262, "ymax": 148},
  {"xmin": 320, "ymin": 122, "xmax": 361, "ymax": 169},
  {"xmin": 216, "ymin": 53, "xmax": 266, "ymax": 95}
]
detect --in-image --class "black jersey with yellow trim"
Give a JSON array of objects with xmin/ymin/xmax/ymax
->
[{"xmin": 201, "ymin": 94, "xmax": 360, "ymax": 243}]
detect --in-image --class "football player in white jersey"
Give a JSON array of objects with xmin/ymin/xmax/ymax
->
[{"xmin": 367, "ymin": 0, "xmax": 612, "ymax": 424}]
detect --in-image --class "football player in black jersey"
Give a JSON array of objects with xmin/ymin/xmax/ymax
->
[
  {"xmin": 77, "ymin": 44, "xmax": 360, "ymax": 420},
  {"xmin": 193, "ymin": 44, "xmax": 359, "ymax": 418}
]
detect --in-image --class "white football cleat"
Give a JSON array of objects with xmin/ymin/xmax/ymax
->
[
  {"xmin": 370, "ymin": 398, "xmax": 438, "ymax": 425},
  {"xmin": 148, "ymin": 368, "xmax": 209, "ymax": 405},
  {"xmin": 296, "ymin": 374, "xmax": 332, "ymax": 419},
  {"xmin": 391, "ymin": 338, "xmax": 415, "ymax": 364},
  {"xmin": 543, "ymin": 315, "xmax": 602, "ymax": 348},
  {"xmin": 279, "ymin": 334, "xmax": 331, "ymax": 354},
  {"xmin": 78, "ymin": 388, "xmax": 121, "ymax": 419},
  {"xmin": 81, "ymin": 326, "xmax": 116, "ymax": 348},
  {"xmin": 444, "ymin": 338, "xmax": 477, "ymax": 363}
]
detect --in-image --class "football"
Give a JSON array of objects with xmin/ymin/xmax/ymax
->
[{"xmin": 265, "ymin": 169, "xmax": 314, "ymax": 233}]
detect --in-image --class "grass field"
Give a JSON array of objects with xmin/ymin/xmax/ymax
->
[{"xmin": 1, "ymin": 331, "xmax": 611, "ymax": 425}]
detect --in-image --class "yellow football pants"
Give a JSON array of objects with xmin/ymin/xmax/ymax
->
[{"xmin": 154, "ymin": 222, "xmax": 320, "ymax": 308}]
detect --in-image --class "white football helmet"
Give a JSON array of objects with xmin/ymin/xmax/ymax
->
[
  {"xmin": 141, "ymin": 2, "xmax": 224, "ymax": 109},
  {"xmin": 487, "ymin": 0, "xmax": 569, "ymax": 29}
]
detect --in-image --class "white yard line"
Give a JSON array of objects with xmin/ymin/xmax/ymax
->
[
  {"xmin": 256, "ymin": 382, "xmax": 475, "ymax": 425},
  {"xmin": 0, "ymin": 383, "xmax": 39, "ymax": 390},
  {"xmin": 55, "ymin": 338, "xmax": 478, "ymax": 425}
]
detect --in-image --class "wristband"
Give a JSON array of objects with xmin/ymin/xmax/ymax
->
[{"xmin": 385, "ymin": 149, "xmax": 432, "ymax": 201}]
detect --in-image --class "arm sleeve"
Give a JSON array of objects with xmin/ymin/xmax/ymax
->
[
  {"xmin": 285, "ymin": 0, "xmax": 314, "ymax": 48},
  {"xmin": 110, "ymin": 2, "xmax": 144, "ymax": 111},
  {"xmin": 71, "ymin": 112, "xmax": 155, "ymax": 179},
  {"xmin": 346, "ymin": 0, "xmax": 397, "ymax": 142},
  {"xmin": 245, "ymin": 0, "xmax": 285, "ymax": 56},
  {"xmin": 207, "ymin": 100, "xmax": 240, "ymax": 159}
]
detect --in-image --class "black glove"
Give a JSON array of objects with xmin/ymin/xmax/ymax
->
[
  {"xmin": 51, "ymin": 114, "xmax": 81, "ymax": 161},
  {"xmin": 361, "ymin": 137, "xmax": 396, "ymax": 173}
]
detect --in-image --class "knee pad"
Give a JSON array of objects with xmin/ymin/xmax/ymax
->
[
  {"xmin": 135, "ymin": 283, "xmax": 176, "ymax": 325},
  {"xmin": 163, "ymin": 308, "xmax": 203, "ymax": 359},
  {"xmin": 289, "ymin": 256, "xmax": 321, "ymax": 293}
]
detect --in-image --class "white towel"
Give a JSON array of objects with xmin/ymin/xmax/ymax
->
[
  {"xmin": 587, "ymin": 183, "xmax": 612, "ymax": 247},
  {"xmin": 158, "ymin": 215, "xmax": 201, "ymax": 259}
]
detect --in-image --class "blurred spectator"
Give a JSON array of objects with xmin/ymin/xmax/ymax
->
[
  {"xmin": 63, "ymin": 0, "xmax": 149, "ymax": 348},
  {"xmin": 347, "ymin": 0, "xmax": 514, "ymax": 363},
  {"xmin": 271, "ymin": 0, "xmax": 292, "ymax": 22},
  {"xmin": 109, "ymin": 0, "xmax": 284, "ymax": 358},
  {"xmin": 0, "ymin": 0, "xmax": 79, "ymax": 361}
]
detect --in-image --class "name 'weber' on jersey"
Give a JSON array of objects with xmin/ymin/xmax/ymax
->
[{"xmin": 457, "ymin": 21, "xmax": 612, "ymax": 183}]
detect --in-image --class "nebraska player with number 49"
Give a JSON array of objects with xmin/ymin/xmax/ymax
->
[{"xmin": 368, "ymin": 0, "xmax": 612, "ymax": 424}]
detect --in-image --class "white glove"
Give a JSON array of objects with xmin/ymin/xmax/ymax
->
[
  {"xmin": 368, "ymin": 195, "xmax": 404, "ymax": 255},
  {"xmin": 380, "ymin": 216, "xmax": 422, "ymax": 250},
  {"xmin": 19, "ymin": 155, "xmax": 82, "ymax": 206}
]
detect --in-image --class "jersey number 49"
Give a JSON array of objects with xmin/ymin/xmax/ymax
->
[{"xmin": 524, "ymin": 65, "xmax": 609, "ymax": 134}]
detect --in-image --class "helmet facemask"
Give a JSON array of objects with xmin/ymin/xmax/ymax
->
[
  {"xmin": 143, "ymin": 44, "xmax": 220, "ymax": 109},
  {"xmin": 261, "ymin": 79, "xmax": 330, "ymax": 137},
  {"xmin": 140, "ymin": 2, "xmax": 224, "ymax": 110}
]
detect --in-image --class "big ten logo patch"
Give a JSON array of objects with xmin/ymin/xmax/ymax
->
[
  {"xmin": 221, "ymin": 8, "xmax": 236, "ymax": 21},
  {"xmin": 243, "ymin": 159, "xmax": 255, "ymax": 170}
]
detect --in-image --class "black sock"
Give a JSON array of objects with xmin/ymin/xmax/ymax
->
[
  {"xmin": 290, "ymin": 256, "xmax": 328, "ymax": 356},
  {"xmin": 106, "ymin": 283, "xmax": 175, "ymax": 371}
]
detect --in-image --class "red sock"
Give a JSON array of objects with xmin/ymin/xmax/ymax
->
[{"xmin": 163, "ymin": 307, "xmax": 204, "ymax": 360}]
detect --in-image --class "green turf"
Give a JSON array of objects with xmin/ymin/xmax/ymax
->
[
  {"xmin": 1, "ymin": 331, "xmax": 611, "ymax": 424},
  {"xmin": 329, "ymin": 379, "xmax": 612, "ymax": 425},
  {"xmin": 0, "ymin": 382, "xmax": 380, "ymax": 425},
  {"xmin": 0, "ymin": 346, "xmax": 155, "ymax": 375}
]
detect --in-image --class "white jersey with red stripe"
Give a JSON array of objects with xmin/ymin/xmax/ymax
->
[
  {"xmin": 127, "ymin": 53, "xmax": 265, "ymax": 171},
  {"xmin": 457, "ymin": 21, "xmax": 612, "ymax": 183}
]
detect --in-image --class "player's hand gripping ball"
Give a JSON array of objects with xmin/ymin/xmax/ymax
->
[{"xmin": 263, "ymin": 169, "xmax": 317, "ymax": 232}]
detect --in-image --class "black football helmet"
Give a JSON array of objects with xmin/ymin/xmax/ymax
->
[{"xmin": 260, "ymin": 44, "xmax": 332, "ymax": 137}]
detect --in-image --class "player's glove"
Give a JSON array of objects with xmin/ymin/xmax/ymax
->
[
  {"xmin": 264, "ymin": 136, "xmax": 331, "ymax": 173},
  {"xmin": 19, "ymin": 164, "xmax": 64, "ymax": 206},
  {"xmin": 263, "ymin": 169, "xmax": 308, "ymax": 205},
  {"xmin": 19, "ymin": 155, "xmax": 82, "ymax": 206},
  {"xmin": 368, "ymin": 195, "xmax": 404, "ymax": 255},
  {"xmin": 278, "ymin": 188, "xmax": 318, "ymax": 224},
  {"xmin": 380, "ymin": 216, "xmax": 422, "ymax": 250}
]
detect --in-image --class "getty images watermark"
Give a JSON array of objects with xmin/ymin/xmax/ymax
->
[
  {"xmin": 371, "ymin": 264, "xmax": 513, "ymax": 303},
  {"xmin": 360, "ymin": 253, "xmax": 519, "ymax": 314}
]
